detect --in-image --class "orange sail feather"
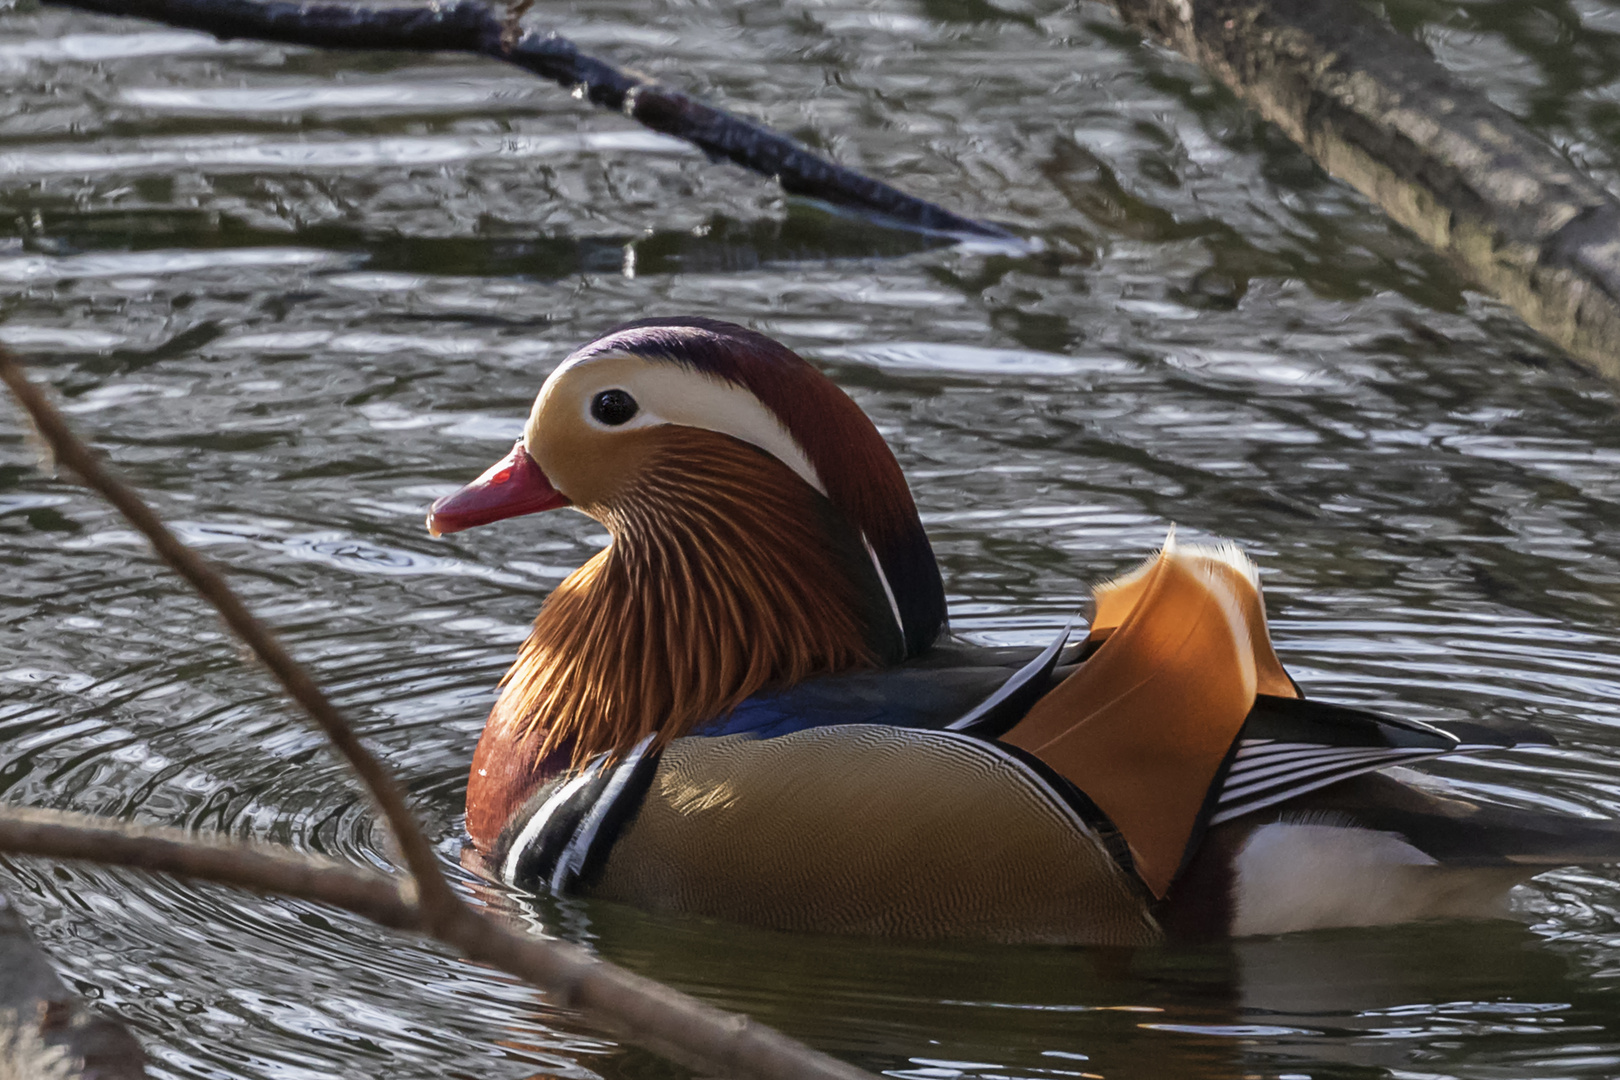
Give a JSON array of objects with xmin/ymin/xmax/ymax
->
[{"xmin": 1003, "ymin": 531, "xmax": 1275, "ymax": 898}]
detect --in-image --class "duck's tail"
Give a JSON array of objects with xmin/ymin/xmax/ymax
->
[
  {"xmin": 1002, "ymin": 529, "xmax": 1294, "ymax": 897},
  {"xmin": 1216, "ymin": 771, "xmax": 1620, "ymax": 935}
]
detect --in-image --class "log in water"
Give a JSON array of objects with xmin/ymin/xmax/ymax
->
[{"xmin": 1106, "ymin": 0, "xmax": 1620, "ymax": 378}]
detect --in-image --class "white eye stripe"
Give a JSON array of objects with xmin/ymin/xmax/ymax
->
[{"xmin": 536, "ymin": 350, "xmax": 827, "ymax": 496}]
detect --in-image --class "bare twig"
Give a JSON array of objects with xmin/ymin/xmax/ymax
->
[
  {"xmin": 0, "ymin": 808, "xmax": 416, "ymax": 931},
  {"xmin": 35, "ymin": 0, "xmax": 1015, "ymax": 243},
  {"xmin": 0, "ymin": 351, "xmax": 461, "ymax": 932},
  {"xmin": 0, "ymin": 349, "xmax": 878, "ymax": 1080},
  {"xmin": 0, "ymin": 806, "xmax": 871, "ymax": 1080}
]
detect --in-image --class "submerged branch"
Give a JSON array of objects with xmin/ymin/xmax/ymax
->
[
  {"xmin": 38, "ymin": 0, "xmax": 1014, "ymax": 243},
  {"xmin": 0, "ymin": 347, "xmax": 877, "ymax": 1080}
]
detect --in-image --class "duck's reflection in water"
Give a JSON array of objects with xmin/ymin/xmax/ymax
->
[{"xmin": 473, "ymin": 886, "xmax": 1613, "ymax": 1080}]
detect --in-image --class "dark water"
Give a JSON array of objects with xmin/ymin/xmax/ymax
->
[{"xmin": 6, "ymin": 0, "xmax": 1620, "ymax": 1076}]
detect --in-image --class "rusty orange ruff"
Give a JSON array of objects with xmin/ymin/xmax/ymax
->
[
  {"xmin": 465, "ymin": 428, "xmax": 900, "ymax": 848},
  {"xmin": 569, "ymin": 317, "xmax": 945, "ymax": 655}
]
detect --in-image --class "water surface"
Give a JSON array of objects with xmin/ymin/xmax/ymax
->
[{"xmin": 6, "ymin": 0, "xmax": 1620, "ymax": 1077}]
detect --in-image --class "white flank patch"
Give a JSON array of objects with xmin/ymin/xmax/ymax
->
[{"xmin": 1230, "ymin": 822, "xmax": 1521, "ymax": 936}]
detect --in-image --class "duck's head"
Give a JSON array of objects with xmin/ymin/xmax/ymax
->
[{"xmin": 428, "ymin": 317, "xmax": 945, "ymax": 656}]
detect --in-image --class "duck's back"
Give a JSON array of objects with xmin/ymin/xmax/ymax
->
[{"xmin": 499, "ymin": 724, "xmax": 1162, "ymax": 945}]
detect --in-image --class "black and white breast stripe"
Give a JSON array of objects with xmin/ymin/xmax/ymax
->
[{"xmin": 498, "ymin": 734, "xmax": 660, "ymax": 893}]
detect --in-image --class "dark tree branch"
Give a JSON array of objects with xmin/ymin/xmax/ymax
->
[
  {"xmin": 0, "ymin": 348, "xmax": 878, "ymax": 1080},
  {"xmin": 38, "ymin": 0, "xmax": 1015, "ymax": 243}
]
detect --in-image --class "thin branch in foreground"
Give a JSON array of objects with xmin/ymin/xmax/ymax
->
[
  {"xmin": 0, "ymin": 349, "xmax": 878, "ymax": 1080},
  {"xmin": 0, "ymin": 806, "xmax": 875, "ymax": 1080},
  {"xmin": 0, "ymin": 808, "xmax": 417, "ymax": 932},
  {"xmin": 37, "ymin": 0, "xmax": 1017, "ymax": 244},
  {"xmin": 0, "ymin": 348, "xmax": 462, "ymax": 933}
]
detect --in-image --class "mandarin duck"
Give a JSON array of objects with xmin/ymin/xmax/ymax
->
[{"xmin": 427, "ymin": 318, "xmax": 1620, "ymax": 944}]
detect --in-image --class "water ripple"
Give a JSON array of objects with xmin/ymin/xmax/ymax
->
[{"xmin": 6, "ymin": 1, "xmax": 1620, "ymax": 1078}]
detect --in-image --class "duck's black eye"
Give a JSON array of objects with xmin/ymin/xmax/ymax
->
[{"xmin": 590, "ymin": 389, "xmax": 639, "ymax": 426}]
